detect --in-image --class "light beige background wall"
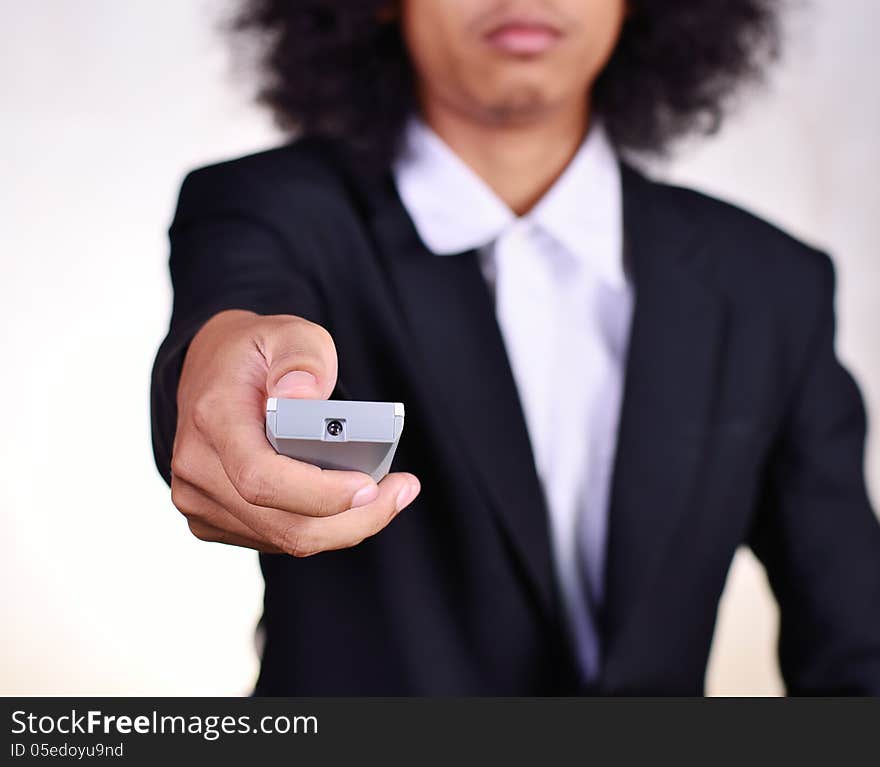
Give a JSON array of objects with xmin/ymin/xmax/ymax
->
[{"xmin": 1, "ymin": 0, "xmax": 877, "ymax": 695}]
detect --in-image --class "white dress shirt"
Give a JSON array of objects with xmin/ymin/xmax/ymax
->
[{"xmin": 392, "ymin": 117, "xmax": 633, "ymax": 681}]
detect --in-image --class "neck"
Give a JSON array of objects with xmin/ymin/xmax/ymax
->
[{"xmin": 420, "ymin": 100, "xmax": 589, "ymax": 216}]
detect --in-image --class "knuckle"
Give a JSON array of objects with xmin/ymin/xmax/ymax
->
[
  {"xmin": 292, "ymin": 469, "xmax": 331, "ymax": 517},
  {"xmin": 190, "ymin": 395, "xmax": 215, "ymax": 434},
  {"xmin": 187, "ymin": 519, "xmax": 218, "ymax": 543},
  {"xmin": 169, "ymin": 478, "xmax": 188, "ymax": 512},
  {"xmin": 308, "ymin": 474, "xmax": 348, "ymax": 517},
  {"xmin": 232, "ymin": 461, "xmax": 274, "ymax": 507},
  {"xmin": 268, "ymin": 320, "xmax": 337, "ymax": 390},
  {"xmin": 311, "ymin": 483, "xmax": 337, "ymax": 518},
  {"xmin": 170, "ymin": 481, "xmax": 213, "ymax": 525},
  {"xmin": 303, "ymin": 494, "xmax": 328, "ymax": 519},
  {"xmin": 279, "ymin": 522, "xmax": 317, "ymax": 558},
  {"xmin": 294, "ymin": 319, "xmax": 336, "ymax": 366},
  {"xmin": 312, "ymin": 322, "xmax": 336, "ymax": 354},
  {"xmin": 317, "ymin": 327, "xmax": 338, "ymax": 373},
  {"xmin": 170, "ymin": 449, "xmax": 194, "ymax": 484}
]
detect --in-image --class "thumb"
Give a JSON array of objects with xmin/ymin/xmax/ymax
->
[{"xmin": 264, "ymin": 317, "xmax": 338, "ymax": 400}]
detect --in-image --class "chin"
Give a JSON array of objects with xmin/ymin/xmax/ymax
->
[
  {"xmin": 480, "ymin": 88, "xmax": 557, "ymax": 124},
  {"xmin": 468, "ymin": 70, "xmax": 549, "ymax": 113}
]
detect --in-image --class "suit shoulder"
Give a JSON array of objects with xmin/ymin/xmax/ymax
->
[
  {"xmin": 640, "ymin": 172, "xmax": 834, "ymax": 296},
  {"xmin": 173, "ymin": 138, "xmax": 356, "ymax": 222}
]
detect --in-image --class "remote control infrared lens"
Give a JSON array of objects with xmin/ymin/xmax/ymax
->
[{"xmin": 326, "ymin": 419, "xmax": 344, "ymax": 436}]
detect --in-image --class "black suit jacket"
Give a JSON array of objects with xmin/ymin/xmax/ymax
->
[{"xmin": 151, "ymin": 139, "xmax": 880, "ymax": 695}]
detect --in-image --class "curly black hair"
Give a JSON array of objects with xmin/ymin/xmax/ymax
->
[{"xmin": 232, "ymin": 1, "xmax": 781, "ymax": 169}]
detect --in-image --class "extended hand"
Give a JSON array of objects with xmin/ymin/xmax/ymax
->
[{"xmin": 169, "ymin": 310, "xmax": 421, "ymax": 555}]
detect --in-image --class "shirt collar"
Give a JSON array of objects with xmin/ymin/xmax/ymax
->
[{"xmin": 392, "ymin": 116, "xmax": 626, "ymax": 287}]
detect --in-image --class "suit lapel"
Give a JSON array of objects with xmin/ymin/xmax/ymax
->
[
  {"xmin": 600, "ymin": 166, "xmax": 727, "ymax": 686},
  {"xmin": 340, "ymin": 149, "xmax": 726, "ymax": 682},
  {"xmin": 362, "ymin": 174, "xmax": 560, "ymax": 623}
]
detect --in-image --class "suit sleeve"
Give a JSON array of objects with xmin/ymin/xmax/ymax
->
[
  {"xmin": 749, "ymin": 255, "xmax": 880, "ymax": 695},
  {"xmin": 150, "ymin": 163, "xmax": 327, "ymax": 486}
]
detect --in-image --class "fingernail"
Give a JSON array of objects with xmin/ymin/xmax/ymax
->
[
  {"xmin": 395, "ymin": 482, "xmax": 419, "ymax": 512},
  {"xmin": 273, "ymin": 370, "xmax": 318, "ymax": 396},
  {"xmin": 351, "ymin": 482, "xmax": 379, "ymax": 508}
]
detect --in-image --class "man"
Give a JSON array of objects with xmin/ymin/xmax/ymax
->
[{"xmin": 151, "ymin": 0, "xmax": 880, "ymax": 694}]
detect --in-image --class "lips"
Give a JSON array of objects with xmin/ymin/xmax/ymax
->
[{"xmin": 484, "ymin": 19, "xmax": 563, "ymax": 56}]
